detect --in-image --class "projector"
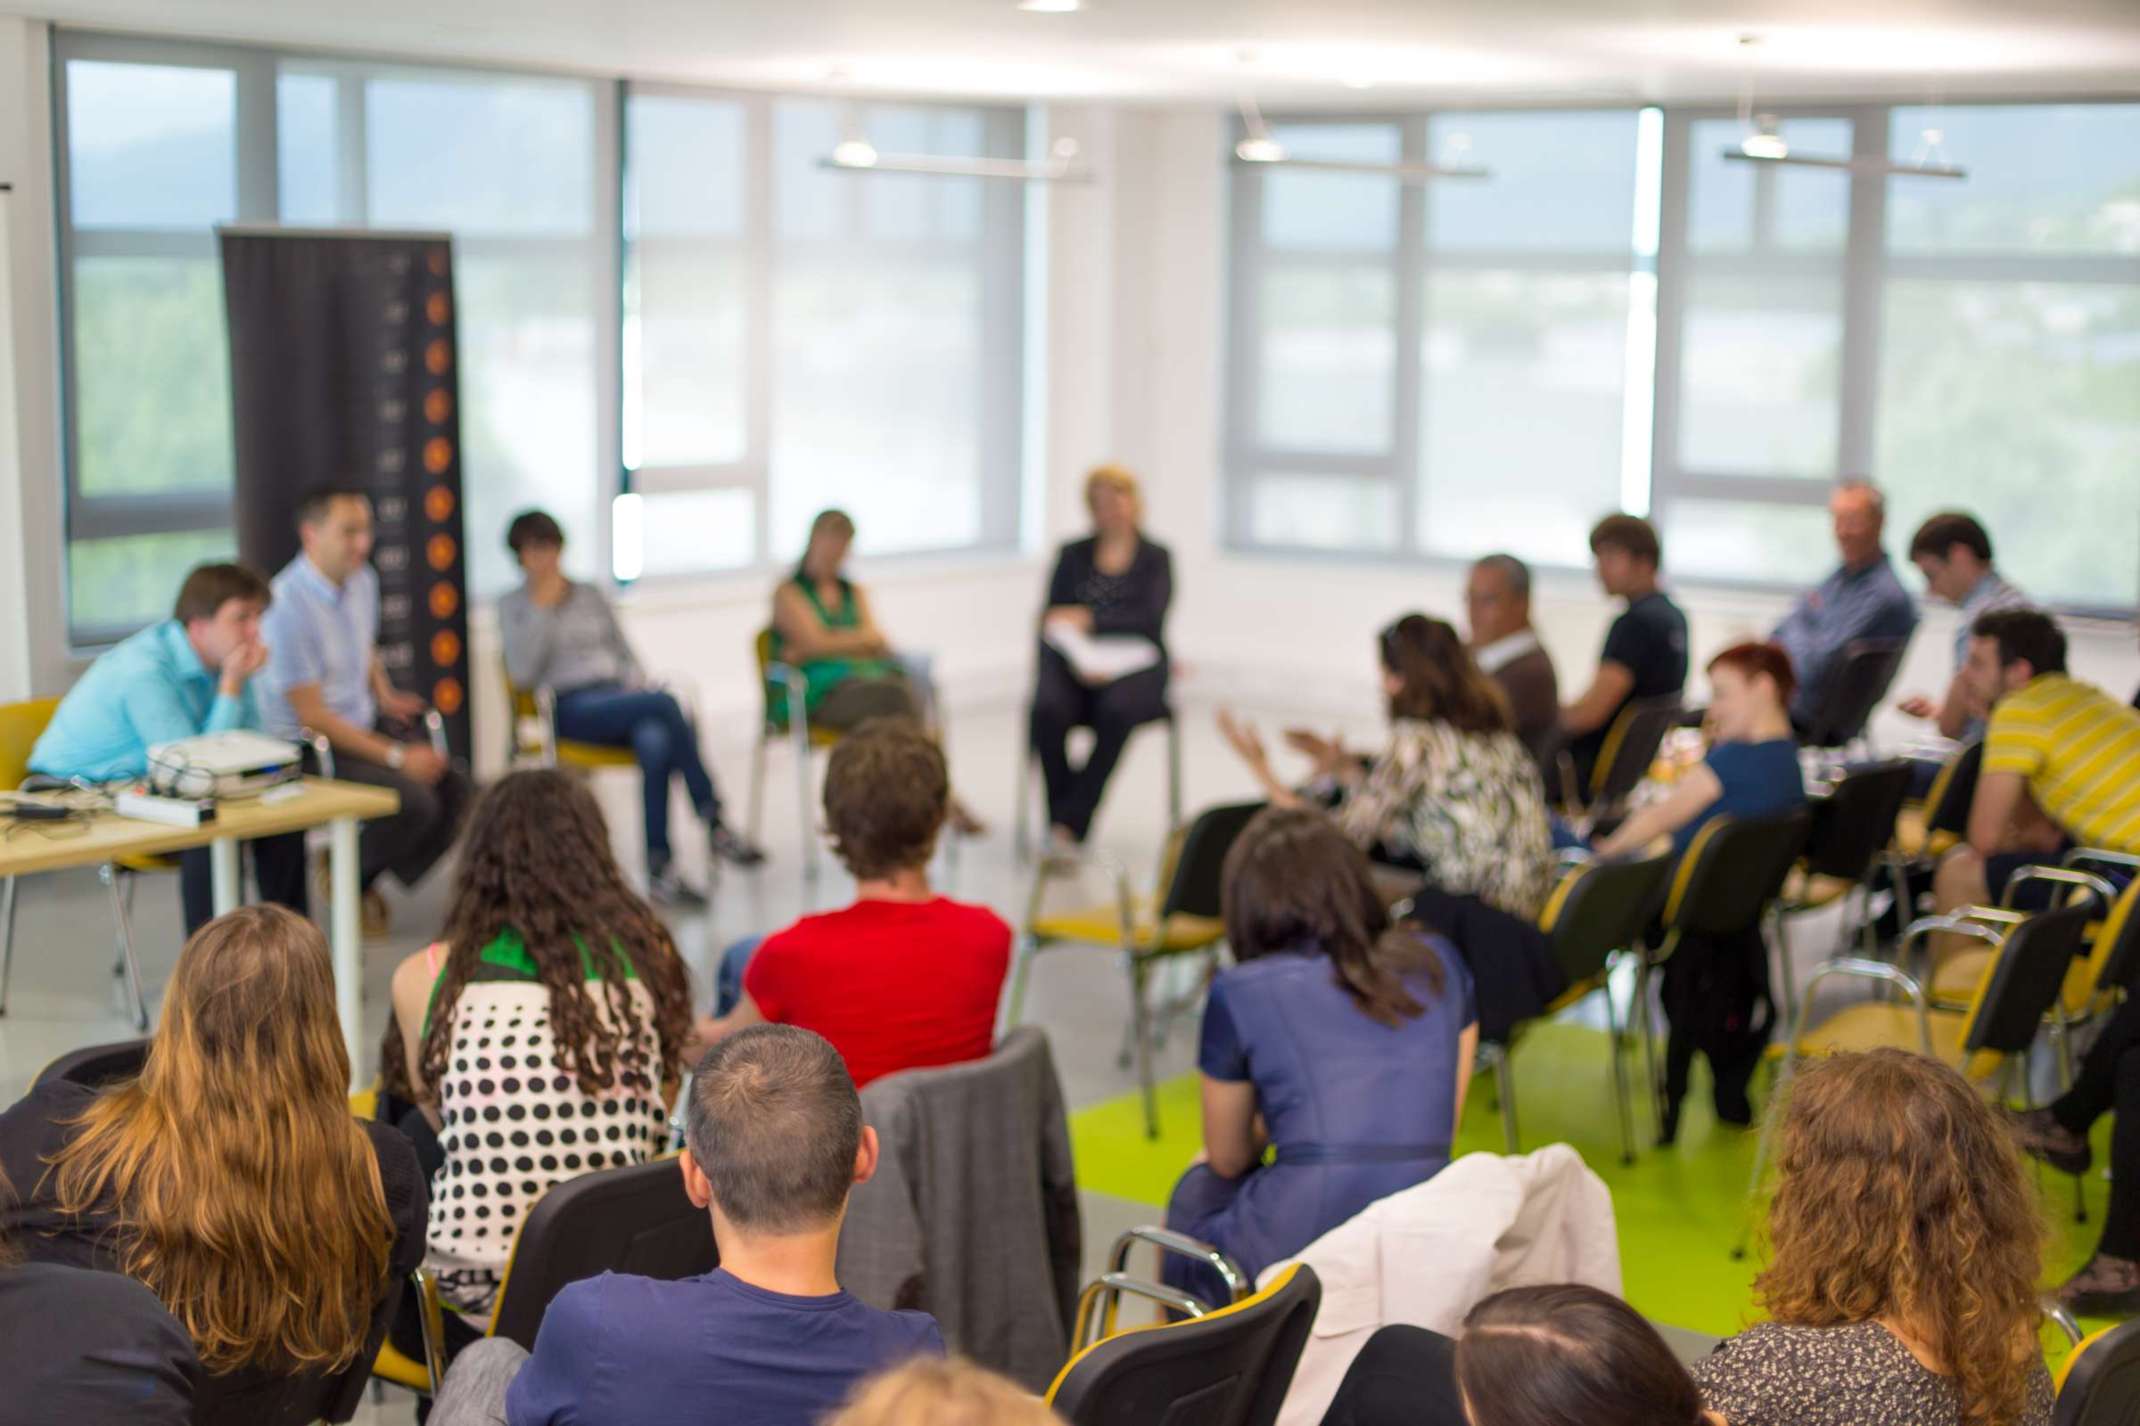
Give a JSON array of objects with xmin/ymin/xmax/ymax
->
[{"xmin": 145, "ymin": 731, "xmax": 303, "ymax": 800}]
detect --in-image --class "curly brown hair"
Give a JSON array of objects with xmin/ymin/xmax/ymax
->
[
  {"xmin": 1754, "ymin": 1049, "xmax": 2047, "ymax": 1426},
  {"xmin": 414, "ymin": 770, "xmax": 692, "ymax": 1100},
  {"xmin": 823, "ymin": 719, "xmax": 948, "ymax": 880}
]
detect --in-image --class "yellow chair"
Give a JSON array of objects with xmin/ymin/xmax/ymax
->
[
  {"xmin": 746, "ymin": 629, "xmax": 843, "ymax": 883},
  {"xmin": 502, "ymin": 667, "xmax": 639, "ymax": 774},
  {"xmin": 0, "ymin": 696, "xmax": 157, "ymax": 1030},
  {"xmin": 2054, "ymin": 1316, "xmax": 2140, "ymax": 1419},
  {"xmin": 1006, "ymin": 802, "xmax": 1261, "ymax": 1139}
]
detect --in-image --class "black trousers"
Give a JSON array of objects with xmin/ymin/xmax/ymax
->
[
  {"xmin": 310, "ymin": 740, "xmax": 474, "ymax": 894},
  {"xmin": 2054, "ymin": 995, "xmax": 2140, "ymax": 1259},
  {"xmin": 177, "ymin": 831, "xmax": 309, "ymax": 937},
  {"xmin": 1028, "ymin": 650, "xmax": 1168, "ymax": 843}
]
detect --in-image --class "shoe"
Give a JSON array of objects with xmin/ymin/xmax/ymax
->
[
  {"xmin": 947, "ymin": 798, "xmax": 987, "ymax": 839},
  {"xmin": 361, "ymin": 889, "xmax": 392, "ymax": 941},
  {"xmin": 2058, "ymin": 1254, "xmax": 2140, "ymax": 1316},
  {"xmin": 648, "ymin": 863, "xmax": 710, "ymax": 908},
  {"xmin": 2004, "ymin": 1106, "xmax": 2092, "ymax": 1176},
  {"xmin": 706, "ymin": 824, "xmax": 767, "ymax": 869}
]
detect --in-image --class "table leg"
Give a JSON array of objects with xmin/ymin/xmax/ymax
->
[
  {"xmin": 210, "ymin": 838, "xmax": 241, "ymax": 915},
  {"xmin": 330, "ymin": 815, "xmax": 362, "ymax": 1085}
]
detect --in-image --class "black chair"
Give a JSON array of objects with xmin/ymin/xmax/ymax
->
[
  {"xmin": 1889, "ymin": 740, "xmax": 1984, "ymax": 923},
  {"xmin": 33, "ymin": 1037, "xmax": 150, "ymax": 1090},
  {"xmin": 1009, "ymin": 801, "xmax": 1264, "ymax": 1137},
  {"xmin": 1799, "ymin": 638, "xmax": 1909, "ymax": 750},
  {"xmin": 1559, "ymin": 696, "xmax": 1683, "ymax": 830},
  {"xmin": 2056, "ymin": 1317, "xmax": 2140, "ymax": 1426},
  {"xmin": 1772, "ymin": 760, "xmax": 1914, "ymax": 1013},
  {"xmin": 1048, "ymin": 1262, "xmax": 1320, "ymax": 1426}
]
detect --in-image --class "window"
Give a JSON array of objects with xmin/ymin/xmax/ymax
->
[
  {"xmin": 1226, "ymin": 110, "xmax": 1651, "ymax": 570},
  {"xmin": 621, "ymin": 87, "xmax": 1025, "ymax": 576}
]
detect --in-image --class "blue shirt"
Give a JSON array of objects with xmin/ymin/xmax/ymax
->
[
  {"xmin": 1950, "ymin": 571, "xmax": 2030, "ymax": 740},
  {"xmin": 28, "ymin": 620, "xmax": 258, "ymax": 782},
  {"xmin": 504, "ymin": 1268, "xmax": 944, "ymax": 1426},
  {"xmin": 1678, "ymin": 739, "xmax": 1806, "ymax": 854},
  {"xmin": 258, "ymin": 556, "xmax": 380, "ymax": 738},
  {"xmin": 1771, "ymin": 556, "xmax": 1919, "ymax": 726}
]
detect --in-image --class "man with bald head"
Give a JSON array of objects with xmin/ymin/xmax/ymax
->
[
  {"xmin": 1465, "ymin": 553, "xmax": 1559, "ymax": 775},
  {"xmin": 1770, "ymin": 478, "xmax": 1918, "ymax": 733}
]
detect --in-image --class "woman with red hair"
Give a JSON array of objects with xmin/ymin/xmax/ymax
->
[{"xmin": 1593, "ymin": 641, "xmax": 1804, "ymax": 860}]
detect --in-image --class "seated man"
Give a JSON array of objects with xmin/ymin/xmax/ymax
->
[
  {"xmin": 1934, "ymin": 608, "xmax": 2140, "ymax": 921},
  {"xmin": 2011, "ymin": 993, "xmax": 2140, "ymax": 1316},
  {"xmin": 695, "ymin": 720, "xmax": 1011, "ymax": 1087},
  {"xmin": 1558, "ymin": 515, "xmax": 1688, "ymax": 796},
  {"xmin": 1464, "ymin": 553, "xmax": 1559, "ymax": 777},
  {"xmin": 1770, "ymin": 479, "xmax": 1919, "ymax": 736},
  {"xmin": 258, "ymin": 487, "xmax": 473, "ymax": 935},
  {"xmin": 1897, "ymin": 510, "xmax": 2029, "ymax": 742},
  {"xmin": 426, "ymin": 1024, "xmax": 945, "ymax": 1426},
  {"xmin": 28, "ymin": 562, "xmax": 305, "ymax": 935}
]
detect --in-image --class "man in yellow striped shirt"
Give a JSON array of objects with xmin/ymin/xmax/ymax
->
[{"xmin": 1934, "ymin": 608, "xmax": 2140, "ymax": 919}]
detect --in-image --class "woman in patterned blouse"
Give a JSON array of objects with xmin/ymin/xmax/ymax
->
[{"xmin": 1218, "ymin": 613, "xmax": 1554, "ymax": 921}]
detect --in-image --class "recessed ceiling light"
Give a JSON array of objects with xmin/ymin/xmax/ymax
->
[{"xmin": 1017, "ymin": 0, "xmax": 1082, "ymax": 12}]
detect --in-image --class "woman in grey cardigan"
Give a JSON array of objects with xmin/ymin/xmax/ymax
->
[{"xmin": 499, "ymin": 510, "xmax": 764, "ymax": 905}]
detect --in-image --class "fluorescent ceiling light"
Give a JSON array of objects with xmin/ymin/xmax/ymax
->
[
  {"xmin": 821, "ymin": 133, "xmax": 1091, "ymax": 182},
  {"xmin": 1234, "ymin": 135, "xmax": 1287, "ymax": 163},
  {"xmin": 829, "ymin": 138, "xmax": 879, "ymax": 169},
  {"xmin": 1726, "ymin": 39, "xmax": 1966, "ymax": 180},
  {"xmin": 1017, "ymin": 0, "xmax": 1082, "ymax": 10},
  {"xmin": 1230, "ymin": 94, "xmax": 1489, "ymax": 181}
]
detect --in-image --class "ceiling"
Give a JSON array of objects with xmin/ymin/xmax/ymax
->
[{"xmin": 9, "ymin": 0, "xmax": 2140, "ymax": 106}]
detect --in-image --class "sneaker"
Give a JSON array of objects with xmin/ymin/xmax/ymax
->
[
  {"xmin": 706, "ymin": 823, "xmax": 767, "ymax": 868},
  {"xmin": 2004, "ymin": 1106, "xmax": 2092, "ymax": 1176},
  {"xmin": 648, "ymin": 864, "xmax": 710, "ymax": 908},
  {"xmin": 2058, "ymin": 1254, "xmax": 2140, "ymax": 1317}
]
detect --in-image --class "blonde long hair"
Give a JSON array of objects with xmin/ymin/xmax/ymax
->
[{"xmin": 49, "ymin": 905, "xmax": 394, "ymax": 1374}]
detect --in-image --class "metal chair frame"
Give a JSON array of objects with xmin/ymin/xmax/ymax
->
[{"xmin": 1070, "ymin": 1227, "xmax": 1251, "ymax": 1351}]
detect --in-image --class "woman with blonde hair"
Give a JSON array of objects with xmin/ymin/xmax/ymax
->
[
  {"xmin": 1694, "ymin": 1047, "xmax": 2053, "ymax": 1426},
  {"xmin": 1030, "ymin": 465, "xmax": 1174, "ymax": 846},
  {"xmin": 829, "ymin": 1357, "xmax": 1062, "ymax": 1426},
  {"xmin": 0, "ymin": 905, "xmax": 425, "ymax": 1426}
]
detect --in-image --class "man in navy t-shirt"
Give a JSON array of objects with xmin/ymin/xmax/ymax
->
[
  {"xmin": 428, "ymin": 1025, "xmax": 943, "ymax": 1426},
  {"xmin": 1560, "ymin": 514, "xmax": 1689, "ymax": 792}
]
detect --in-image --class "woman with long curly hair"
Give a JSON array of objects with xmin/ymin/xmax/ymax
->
[
  {"xmin": 0, "ymin": 906, "xmax": 423, "ymax": 1426},
  {"xmin": 383, "ymin": 768, "xmax": 692, "ymax": 1343},
  {"xmin": 1694, "ymin": 1048, "xmax": 2052, "ymax": 1426}
]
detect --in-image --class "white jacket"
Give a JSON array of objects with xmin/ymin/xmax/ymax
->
[{"xmin": 1257, "ymin": 1144, "xmax": 1621, "ymax": 1426}]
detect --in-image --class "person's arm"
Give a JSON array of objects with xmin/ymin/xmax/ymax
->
[
  {"xmin": 1216, "ymin": 710, "xmax": 1305, "ymax": 810},
  {"xmin": 772, "ymin": 582, "xmax": 883, "ymax": 661},
  {"xmin": 1561, "ymin": 661, "xmax": 1635, "ymax": 737},
  {"xmin": 372, "ymin": 652, "xmax": 428, "ymax": 720},
  {"xmin": 690, "ymin": 992, "xmax": 764, "ymax": 1058},
  {"xmin": 1932, "ymin": 672, "xmax": 1984, "ymax": 740},
  {"xmin": 499, "ymin": 590, "xmax": 556, "ymax": 691},
  {"xmin": 283, "ymin": 683, "xmax": 403, "ymax": 763},
  {"xmin": 388, "ymin": 950, "xmax": 443, "ymax": 1127},
  {"xmin": 1966, "ymin": 770, "xmax": 2031, "ymax": 858},
  {"xmin": 848, "ymin": 584, "xmax": 894, "ymax": 657},
  {"xmin": 597, "ymin": 589, "xmax": 646, "ymax": 685},
  {"xmin": 1091, "ymin": 544, "xmax": 1172, "ymax": 643},
  {"xmin": 1593, "ymin": 762, "xmax": 1725, "ymax": 859},
  {"xmin": 1200, "ymin": 1076, "xmax": 1264, "ymax": 1179},
  {"xmin": 119, "ymin": 658, "xmax": 255, "ymax": 747},
  {"xmin": 1452, "ymin": 1021, "xmax": 1478, "ymax": 1140},
  {"xmin": 504, "ymin": 1282, "xmax": 599, "ymax": 1426}
]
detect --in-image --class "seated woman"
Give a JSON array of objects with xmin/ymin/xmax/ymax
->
[
  {"xmin": 1591, "ymin": 641, "xmax": 1805, "ymax": 860},
  {"xmin": 0, "ymin": 906, "xmax": 424, "ymax": 1426},
  {"xmin": 1164, "ymin": 809, "xmax": 1476, "ymax": 1305},
  {"xmin": 1694, "ymin": 1048, "xmax": 2052, "ymax": 1426},
  {"xmin": 772, "ymin": 508, "xmax": 981, "ymax": 834},
  {"xmin": 1031, "ymin": 465, "xmax": 1173, "ymax": 846},
  {"xmin": 383, "ymin": 769, "xmax": 693, "ymax": 1349},
  {"xmin": 501, "ymin": 508, "xmax": 764, "ymax": 907},
  {"xmin": 1218, "ymin": 614, "xmax": 1554, "ymax": 922}
]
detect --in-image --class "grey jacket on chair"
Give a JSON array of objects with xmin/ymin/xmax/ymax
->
[{"xmin": 836, "ymin": 1026, "xmax": 1083, "ymax": 1392}]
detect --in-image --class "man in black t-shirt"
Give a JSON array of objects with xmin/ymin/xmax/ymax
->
[{"xmin": 1559, "ymin": 514, "xmax": 1689, "ymax": 793}]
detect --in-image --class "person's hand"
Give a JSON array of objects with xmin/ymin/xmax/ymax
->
[
  {"xmin": 378, "ymin": 685, "xmax": 428, "ymax": 720},
  {"xmin": 219, "ymin": 639, "xmax": 269, "ymax": 693},
  {"xmin": 1283, "ymin": 727, "xmax": 1347, "ymax": 777},
  {"xmin": 401, "ymin": 744, "xmax": 448, "ymax": 786},
  {"xmin": 1043, "ymin": 605, "xmax": 1094, "ymax": 634},
  {"xmin": 1897, "ymin": 694, "xmax": 1937, "ymax": 720},
  {"xmin": 1217, "ymin": 709, "xmax": 1271, "ymax": 775}
]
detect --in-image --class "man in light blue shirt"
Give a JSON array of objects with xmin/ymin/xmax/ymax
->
[
  {"xmin": 259, "ymin": 488, "xmax": 471, "ymax": 935},
  {"xmin": 29, "ymin": 563, "xmax": 307, "ymax": 935},
  {"xmin": 1770, "ymin": 479, "xmax": 1919, "ymax": 734},
  {"xmin": 1900, "ymin": 510, "xmax": 2032, "ymax": 743}
]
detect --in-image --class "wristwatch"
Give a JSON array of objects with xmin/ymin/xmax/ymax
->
[{"xmin": 384, "ymin": 743, "xmax": 407, "ymax": 771}]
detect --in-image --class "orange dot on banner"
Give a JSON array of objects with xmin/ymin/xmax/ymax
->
[
  {"xmin": 424, "ymin": 389, "xmax": 453, "ymax": 425},
  {"xmin": 433, "ymin": 678, "xmax": 464, "ymax": 715},
  {"xmin": 427, "ymin": 534, "xmax": 457, "ymax": 571},
  {"xmin": 423, "ymin": 437, "xmax": 453, "ymax": 474},
  {"xmin": 428, "ymin": 582, "xmax": 460, "ymax": 620},
  {"xmin": 425, "ymin": 292, "xmax": 451, "ymax": 325},
  {"xmin": 431, "ymin": 630, "xmax": 463, "ymax": 667},
  {"xmin": 425, "ymin": 340, "xmax": 451, "ymax": 374},
  {"xmin": 425, "ymin": 486, "xmax": 456, "ymax": 523},
  {"xmin": 428, "ymin": 248, "xmax": 449, "ymax": 276}
]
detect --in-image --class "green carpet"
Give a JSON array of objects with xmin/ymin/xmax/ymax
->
[{"xmin": 1070, "ymin": 1021, "xmax": 2112, "ymax": 1355}]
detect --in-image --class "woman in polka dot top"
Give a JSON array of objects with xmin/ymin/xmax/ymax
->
[{"xmin": 383, "ymin": 770, "xmax": 694, "ymax": 1325}]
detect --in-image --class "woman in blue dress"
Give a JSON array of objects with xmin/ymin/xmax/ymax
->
[{"xmin": 1165, "ymin": 807, "xmax": 1478, "ymax": 1303}]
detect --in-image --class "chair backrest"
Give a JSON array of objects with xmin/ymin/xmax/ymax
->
[
  {"xmin": 2085, "ymin": 878, "xmax": 2140, "ymax": 999},
  {"xmin": 488, "ymin": 1154, "xmax": 718, "ymax": 1350},
  {"xmin": 1157, "ymin": 802, "xmax": 1267, "ymax": 921},
  {"xmin": 1589, "ymin": 697, "xmax": 1684, "ymax": 807},
  {"xmin": 2055, "ymin": 1317, "xmax": 2140, "ymax": 1425},
  {"xmin": 1923, "ymin": 741, "xmax": 1985, "ymax": 840},
  {"xmin": 1663, "ymin": 809, "xmax": 1814, "ymax": 937},
  {"xmin": 0, "ymin": 697, "xmax": 62, "ymax": 792},
  {"xmin": 1803, "ymin": 760, "xmax": 1914, "ymax": 881},
  {"xmin": 34, "ymin": 1038, "xmax": 151, "ymax": 1091},
  {"xmin": 1961, "ymin": 904, "xmax": 2095, "ymax": 1058},
  {"xmin": 1540, "ymin": 852, "xmax": 1675, "ymax": 987},
  {"xmin": 1048, "ymin": 1263, "xmax": 1321, "ymax": 1426},
  {"xmin": 1801, "ymin": 638, "xmax": 1909, "ymax": 748}
]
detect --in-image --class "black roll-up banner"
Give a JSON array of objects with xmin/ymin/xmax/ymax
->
[{"xmin": 218, "ymin": 230, "xmax": 471, "ymax": 760}]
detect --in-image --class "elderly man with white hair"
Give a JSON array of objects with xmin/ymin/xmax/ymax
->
[{"xmin": 1769, "ymin": 478, "xmax": 1919, "ymax": 734}]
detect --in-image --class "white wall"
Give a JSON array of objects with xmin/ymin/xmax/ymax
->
[{"xmin": 0, "ymin": 17, "xmax": 60, "ymax": 704}]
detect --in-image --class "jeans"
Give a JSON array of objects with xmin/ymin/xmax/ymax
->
[
  {"xmin": 426, "ymin": 1337, "xmax": 528, "ymax": 1426},
  {"xmin": 714, "ymin": 936, "xmax": 761, "ymax": 1016},
  {"xmin": 552, "ymin": 683, "xmax": 723, "ymax": 869}
]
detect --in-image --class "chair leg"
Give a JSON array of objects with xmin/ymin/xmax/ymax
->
[
  {"xmin": 1490, "ymin": 1042, "xmax": 1519, "ymax": 1154},
  {"xmin": 2052, "ymin": 1018, "xmax": 2089, "ymax": 1225},
  {"xmin": 1635, "ymin": 956, "xmax": 1663, "ymax": 1140},
  {"xmin": 791, "ymin": 717, "xmax": 817, "ymax": 884},
  {"xmin": 1166, "ymin": 715, "xmax": 1183, "ymax": 831},
  {"xmin": 0, "ymin": 875, "xmax": 16, "ymax": 1016},
  {"xmin": 1003, "ymin": 936, "xmax": 1038, "ymax": 1029},
  {"xmin": 1127, "ymin": 956, "xmax": 1159, "ymax": 1139},
  {"xmin": 1770, "ymin": 908, "xmax": 1799, "ymax": 1034},
  {"xmin": 1014, "ymin": 741, "xmax": 1032, "ymax": 864},
  {"xmin": 103, "ymin": 865, "xmax": 150, "ymax": 1033},
  {"xmin": 747, "ymin": 735, "xmax": 767, "ymax": 842},
  {"xmin": 1604, "ymin": 974, "xmax": 1636, "ymax": 1166}
]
